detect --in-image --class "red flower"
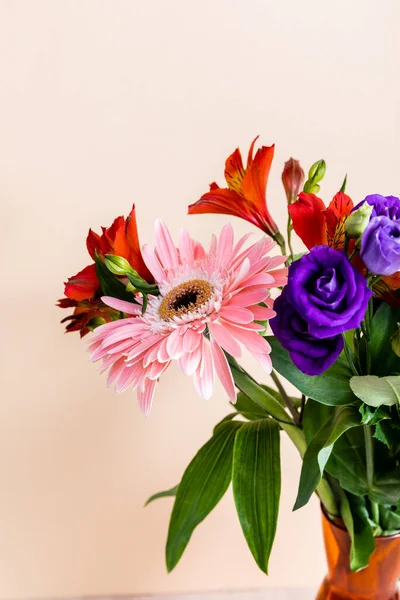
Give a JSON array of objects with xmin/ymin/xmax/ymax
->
[
  {"xmin": 289, "ymin": 191, "xmax": 354, "ymax": 250},
  {"xmin": 59, "ymin": 204, "xmax": 150, "ymax": 334},
  {"xmin": 188, "ymin": 137, "xmax": 280, "ymax": 239},
  {"xmin": 57, "ymin": 297, "xmax": 120, "ymax": 338}
]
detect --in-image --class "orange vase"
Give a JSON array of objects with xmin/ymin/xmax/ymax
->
[{"xmin": 317, "ymin": 510, "xmax": 400, "ymax": 600}]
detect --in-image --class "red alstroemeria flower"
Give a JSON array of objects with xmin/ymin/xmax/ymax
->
[
  {"xmin": 188, "ymin": 137, "xmax": 280, "ymax": 239},
  {"xmin": 289, "ymin": 191, "xmax": 354, "ymax": 250},
  {"xmin": 59, "ymin": 204, "xmax": 151, "ymax": 334},
  {"xmin": 57, "ymin": 297, "xmax": 120, "ymax": 338}
]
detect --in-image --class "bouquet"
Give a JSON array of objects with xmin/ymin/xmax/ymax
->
[{"xmin": 59, "ymin": 139, "xmax": 400, "ymax": 595}]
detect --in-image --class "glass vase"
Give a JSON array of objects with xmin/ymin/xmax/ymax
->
[{"xmin": 317, "ymin": 509, "xmax": 400, "ymax": 600}]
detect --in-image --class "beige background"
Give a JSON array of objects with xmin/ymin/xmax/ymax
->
[{"xmin": 1, "ymin": 0, "xmax": 399, "ymax": 597}]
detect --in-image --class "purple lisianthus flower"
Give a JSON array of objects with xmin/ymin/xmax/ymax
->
[
  {"xmin": 354, "ymin": 194, "xmax": 400, "ymax": 221},
  {"xmin": 361, "ymin": 215, "xmax": 400, "ymax": 276},
  {"xmin": 270, "ymin": 288, "xmax": 343, "ymax": 375},
  {"xmin": 286, "ymin": 246, "xmax": 372, "ymax": 338}
]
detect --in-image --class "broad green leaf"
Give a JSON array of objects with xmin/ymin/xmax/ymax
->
[
  {"xmin": 166, "ymin": 421, "xmax": 242, "ymax": 572},
  {"xmin": 327, "ymin": 428, "xmax": 400, "ymax": 504},
  {"xmin": 294, "ymin": 406, "xmax": 361, "ymax": 510},
  {"xmin": 340, "ymin": 492, "xmax": 375, "ymax": 572},
  {"xmin": 94, "ymin": 251, "xmax": 135, "ymax": 303},
  {"xmin": 370, "ymin": 303, "xmax": 400, "ymax": 375},
  {"xmin": 233, "ymin": 391, "xmax": 269, "ymax": 420},
  {"xmin": 302, "ymin": 399, "xmax": 334, "ymax": 445},
  {"xmin": 232, "ymin": 419, "xmax": 281, "ymax": 574},
  {"xmin": 268, "ymin": 337, "xmax": 356, "ymax": 406},
  {"xmin": 145, "ymin": 485, "xmax": 179, "ymax": 506},
  {"xmin": 326, "ymin": 427, "xmax": 368, "ymax": 496},
  {"xmin": 370, "ymin": 467, "xmax": 400, "ymax": 505},
  {"xmin": 213, "ymin": 413, "xmax": 237, "ymax": 433},
  {"xmin": 350, "ymin": 375, "xmax": 400, "ymax": 407}
]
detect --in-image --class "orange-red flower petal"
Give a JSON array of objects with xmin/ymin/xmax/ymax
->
[
  {"xmin": 288, "ymin": 192, "xmax": 328, "ymax": 249},
  {"xmin": 64, "ymin": 264, "xmax": 99, "ymax": 302},
  {"xmin": 323, "ymin": 192, "xmax": 354, "ymax": 250}
]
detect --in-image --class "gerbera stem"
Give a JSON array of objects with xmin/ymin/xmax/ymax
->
[{"xmin": 229, "ymin": 361, "xmax": 339, "ymax": 516}]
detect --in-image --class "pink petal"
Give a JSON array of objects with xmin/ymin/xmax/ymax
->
[
  {"xmin": 210, "ymin": 340, "xmax": 236, "ymax": 402},
  {"xmin": 178, "ymin": 346, "xmax": 202, "ymax": 375},
  {"xmin": 208, "ymin": 321, "xmax": 242, "ymax": 358},
  {"xmin": 137, "ymin": 379, "xmax": 157, "ymax": 416},
  {"xmin": 227, "ymin": 287, "xmax": 269, "ymax": 307},
  {"xmin": 101, "ymin": 296, "xmax": 141, "ymax": 315},
  {"xmin": 182, "ymin": 327, "xmax": 201, "ymax": 353},
  {"xmin": 254, "ymin": 352, "xmax": 273, "ymax": 374},
  {"xmin": 147, "ymin": 360, "xmax": 171, "ymax": 380},
  {"xmin": 217, "ymin": 223, "xmax": 234, "ymax": 267},
  {"xmin": 154, "ymin": 219, "xmax": 179, "ymax": 271},
  {"xmin": 250, "ymin": 305, "xmax": 276, "ymax": 321},
  {"xmin": 166, "ymin": 328, "xmax": 185, "ymax": 359},
  {"xmin": 157, "ymin": 337, "xmax": 170, "ymax": 362},
  {"xmin": 125, "ymin": 335, "xmax": 161, "ymax": 361},
  {"xmin": 142, "ymin": 243, "xmax": 166, "ymax": 282},
  {"xmin": 219, "ymin": 306, "xmax": 253, "ymax": 324},
  {"xmin": 225, "ymin": 323, "xmax": 271, "ymax": 354},
  {"xmin": 115, "ymin": 362, "xmax": 144, "ymax": 393},
  {"xmin": 179, "ymin": 228, "xmax": 195, "ymax": 265},
  {"xmin": 107, "ymin": 357, "xmax": 127, "ymax": 387},
  {"xmin": 209, "ymin": 233, "xmax": 217, "ymax": 256},
  {"xmin": 193, "ymin": 342, "xmax": 215, "ymax": 400}
]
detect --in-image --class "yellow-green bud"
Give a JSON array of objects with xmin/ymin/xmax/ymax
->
[
  {"xmin": 104, "ymin": 254, "xmax": 134, "ymax": 276},
  {"xmin": 303, "ymin": 159, "xmax": 326, "ymax": 194},
  {"xmin": 344, "ymin": 202, "xmax": 373, "ymax": 239},
  {"xmin": 391, "ymin": 326, "xmax": 400, "ymax": 358}
]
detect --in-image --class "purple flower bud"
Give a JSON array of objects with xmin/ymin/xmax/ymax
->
[{"xmin": 361, "ymin": 216, "xmax": 400, "ymax": 276}]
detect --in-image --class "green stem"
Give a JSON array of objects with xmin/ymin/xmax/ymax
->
[
  {"xmin": 271, "ymin": 370, "xmax": 300, "ymax": 424},
  {"xmin": 364, "ymin": 425, "xmax": 379, "ymax": 525},
  {"xmin": 274, "ymin": 231, "xmax": 287, "ymax": 259},
  {"xmin": 230, "ymin": 362, "xmax": 339, "ymax": 516},
  {"xmin": 286, "ymin": 214, "xmax": 295, "ymax": 263},
  {"xmin": 342, "ymin": 336, "xmax": 359, "ymax": 376}
]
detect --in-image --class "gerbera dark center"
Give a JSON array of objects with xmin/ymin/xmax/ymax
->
[{"xmin": 159, "ymin": 279, "xmax": 213, "ymax": 320}]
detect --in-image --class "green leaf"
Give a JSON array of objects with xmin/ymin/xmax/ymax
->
[
  {"xmin": 340, "ymin": 492, "xmax": 375, "ymax": 572},
  {"xmin": 379, "ymin": 505, "xmax": 400, "ymax": 534},
  {"xmin": 166, "ymin": 421, "xmax": 242, "ymax": 572},
  {"xmin": 213, "ymin": 413, "xmax": 237, "ymax": 433},
  {"xmin": 302, "ymin": 399, "xmax": 334, "ymax": 445},
  {"xmin": 232, "ymin": 419, "xmax": 281, "ymax": 574},
  {"xmin": 326, "ymin": 427, "xmax": 368, "ymax": 496},
  {"xmin": 233, "ymin": 391, "xmax": 270, "ymax": 421},
  {"xmin": 350, "ymin": 375, "xmax": 400, "ymax": 407},
  {"xmin": 370, "ymin": 467, "xmax": 400, "ymax": 505},
  {"xmin": 370, "ymin": 303, "xmax": 400, "ymax": 375},
  {"xmin": 94, "ymin": 251, "xmax": 135, "ymax": 302},
  {"xmin": 268, "ymin": 336, "xmax": 356, "ymax": 406},
  {"xmin": 294, "ymin": 406, "xmax": 361, "ymax": 510},
  {"xmin": 340, "ymin": 174, "xmax": 347, "ymax": 193},
  {"xmin": 145, "ymin": 485, "xmax": 179, "ymax": 506},
  {"xmin": 359, "ymin": 404, "xmax": 391, "ymax": 426}
]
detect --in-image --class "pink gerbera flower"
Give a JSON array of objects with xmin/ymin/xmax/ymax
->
[{"xmin": 89, "ymin": 221, "xmax": 287, "ymax": 415}]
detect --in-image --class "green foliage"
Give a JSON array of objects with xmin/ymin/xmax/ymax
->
[
  {"xmin": 232, "ymin": 419, "xmax": 281, "ymax": 574},
  {"xmin": 294, "ymin": 406, "xmax": 361, "ymax": 510},
  {"xmin": 166, "ymin": 421, "xmax": 242, "ymax": 572},
  {"xmin": 233, "ymin": 391, "xmax": 269, "ymax": 421},
  {"xmin": 370, "ymin": 303, "xmax": 400, "ymax": 375},
  {"xmin": 340, "ymin": 492, "xmax": 375, "ymax": 572},
  {"xmin": 94, "ymin": 251, "xmax": 135, "ymax": 303},
  {"xmin": 359, "ymin": 404, "xmax": 391, "ymax": 426},
  {"xmin": 268, "ymin": 337, "xmax": 356, "ymax": 406},
  {"xmin": 350, "ymin": 375, "xmax": 400, "ymax": 407},
  {"xmin": 145, "ymin": 485, "xmax": 179, "ymax": 506}
]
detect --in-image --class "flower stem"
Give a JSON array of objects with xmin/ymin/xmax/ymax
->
[
  {"xmin": 364, "ymin": 425, "xmax": 380, "ymax": 527},
  {"xmin": 271, "ymin": 370, "xmax": 300, "ymax": 425},
  {"xmin": 286, "ymin": 214, "xmax": 295, "ymax": 263}
]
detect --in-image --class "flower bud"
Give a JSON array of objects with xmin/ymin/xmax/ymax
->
[
  {"xmin": 345, "ymin": 202, "xmax": 373, "ymax": 239},
  {"xmin": 282, "ymin": 158, "xmax": 305, "ymax": 204},
  {"xmin": 104, "ymin": 254, "xmax": 134, "ymax": 276},
  {"xmin": 391, "ymin": 326, "xmax": 400, "ymax": 358},
  {"xmin": 303, "ymin": 160, "xmax": 326, "ymax": 194}
]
